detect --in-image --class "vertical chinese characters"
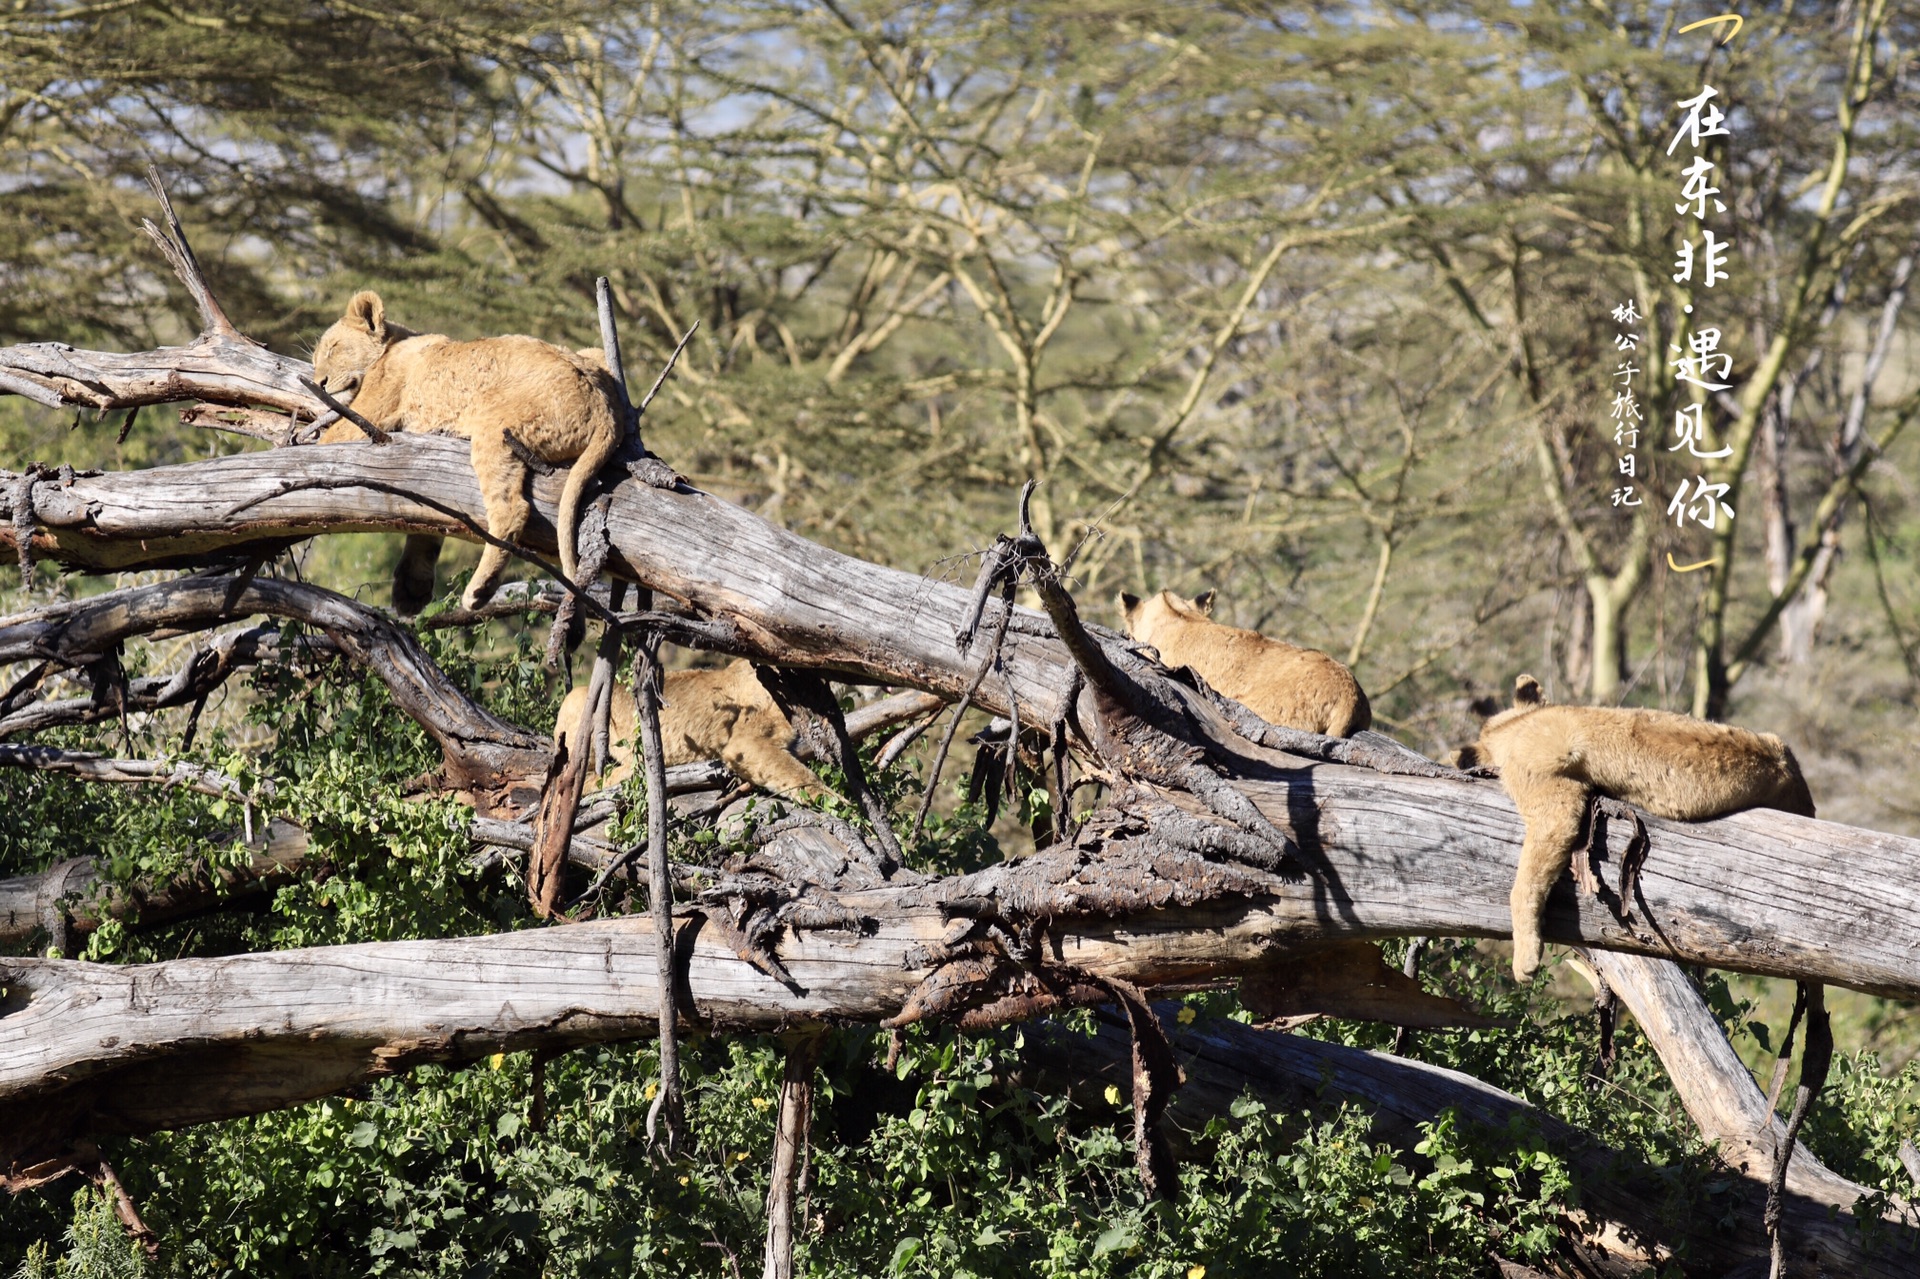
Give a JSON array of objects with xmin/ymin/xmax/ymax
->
[
  {"xmin": 1610, "ymin": 300, "xmax": 1643, "ymax": 509},
  {"xmin": 1665, "ymin": 85, "xmax": 1736, "ymax": 531}
]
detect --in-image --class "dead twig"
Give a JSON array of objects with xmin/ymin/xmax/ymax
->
[
  {"xmin": 763, "ymin": 1031, "xmax": 825, "ymax": 1279},
  {"xmin": 139, "ymin": 165, "xmax": 245, "ymax": 342},
  {"xmin": 296, "ymin": 377, "xmax": 387, "ymax": 444}
]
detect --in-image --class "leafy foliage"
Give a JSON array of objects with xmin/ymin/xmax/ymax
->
[{"xmin": 5, "ymin": 1, "xmax": 1920, "ymax": 1274}]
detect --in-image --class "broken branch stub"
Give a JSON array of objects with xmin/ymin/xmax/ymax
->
[{"xmin": 2, "ymin": 442, "xmax": 1919, "ymax": 995}]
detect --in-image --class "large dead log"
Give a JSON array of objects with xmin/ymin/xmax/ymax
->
[
  {"xmin": 0, "ymin": 821, "xmax": 311, "ymax": 954},
  {"xmin": 1038, "ymin": 1004, "xmax": 1917, "ymax": 1279},
  {"xmin": 3, "ymin": 443, "xmax": 1917, "ymax": 999}
]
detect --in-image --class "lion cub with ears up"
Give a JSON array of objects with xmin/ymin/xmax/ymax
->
[
  {"xmin": 553, "ymin": 660, "xmax": 833, "ymax": 802},
  {"xmin": 1119, "ymin": 589, "xmax": 1372, "ymax": 737},
  {"xmin": 311, "ymin": 291, "xmax": 624, "ymax": 611},
  {"xmin": 1455, "ymin": 675, "xmax": 1814, "ymax": 983}
]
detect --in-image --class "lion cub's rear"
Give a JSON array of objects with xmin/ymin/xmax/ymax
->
[
  {"xmin": 1119, "ymin": 589, "xmax": 1372, "ymax": 737},
  {"xmin": 311, "ymin": 291, "xmax": 623, "ymax": 610},
  {"xmin": 1457, "ymin": 676, "xmax": 1814, "ymax": 982},
  {"xmin": 553, "ymin": 659, "xmax": 832, "ymax": 802}
]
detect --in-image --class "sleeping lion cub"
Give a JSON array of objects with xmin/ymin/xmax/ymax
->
[
  {"xmin": 1455, "ymin": 675, "xmax": 1814, "ymax": 982},
  {"xmin": 1120, "ymin": 589, "xmax": 1371, "ymax": 737},
  {"xmin": 311, "ymin": 291, "xmax": 624, "ymax": 611},
  {"xmin": 554, "ymin": 660, "xmax": 832, "ymax": 802}
]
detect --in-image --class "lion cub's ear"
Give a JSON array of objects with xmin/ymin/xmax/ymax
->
[
  {"xmin": 1446, "ymin": 744, "xmax": 1482, "ymax": 769},
  {"xmin": 1512, "ymin": 674, "xmax": 1544, "ymax": 707},
  {"xmin": 1118, "ymin": 592, "xmax": 1142, "ymax": 623},
  {"xmin": 1191, "ymin": 588, "xmax": 1217, "ymax": 616},
  {"xmin": 346, "ymin": 290, "xmax": 387, "ymax": 340}
]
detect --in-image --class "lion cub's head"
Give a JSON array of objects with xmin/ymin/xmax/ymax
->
[
  {"xmin": 312, "ymin": 291, "xmax": 415, "ymax": 394},
  {"xmin": 1118, "ymin": 588, "xmax": 1218, "ymax": 643}
]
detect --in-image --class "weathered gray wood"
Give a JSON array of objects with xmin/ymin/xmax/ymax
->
[
  {"xmin": 1587, "ymin": 949, "xmax": 1917, "ymax": 1275},
  {"xmin": 4, "ymin": 444, "xmax": 1920, "ymax": 999},
  {"xmin": 0, "ymin": 796, "xmax": 1906, "ymax": 1176},
  {"xmin": 0, "ymin": 821, "xmax": 310, "ymax": 952},
  {"xmin": 1, "ymin": 436, "xmax": 1080, "ymax": 716},
  {"xmin": 1036, "ymin": 1005, "xmax": 1918, "ymax": 1278},
  {"xmin": 0, "ymin": 334, "xmax": 313, "ymax": 417}
]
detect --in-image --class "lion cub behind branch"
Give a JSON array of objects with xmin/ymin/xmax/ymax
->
[
  {"xmin": 553, "ymin": 659, "xmax": 833, "ymax": 802},
  {"xmin": 1119, "ymin": 589, "xmax": 1372, "ymax": 737},
  {"xmin": 312, "ymin": 291, "xmax": 624, "ymax": 610},
  {"xmin": 1456, "ymin": 675, "xmax": 1814, "ymax": 983}
]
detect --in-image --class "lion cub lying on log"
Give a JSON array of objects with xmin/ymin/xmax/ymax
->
[
  {"xmin": 1455, "ymin": 675, "xmax": 1814, "ymax": 983},
  {"xmin": 312, "ymin": 291, "xmax": 624, "ymax": 611},
  {"xmin": 1119, "ymin": 589, "xmax": 1372, "ymax": 736},
  {"xmin": 553, "ymin": 659, "xmax": 832, "ymax": 802}
]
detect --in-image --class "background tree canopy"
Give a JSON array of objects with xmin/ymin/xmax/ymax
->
[{"xmin": 3, "ymin": 2, "xmax": 1919, "ymax": 1276}]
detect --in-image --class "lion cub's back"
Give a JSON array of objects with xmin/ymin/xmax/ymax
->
[
  {"xmin": 388, "ymin": 334, "xmax": 615, "ymax": 450},
  {"xmin": 1490, "ymin": 704, "xmax": 1814, "ymax": 820},
  {"xmin": 554, "ymin": 662, "xmax": 767, "ymax": 787},
  {"xmin": 660, "ymin": 663, "xmax": 763, "ymax": 759},
  {"xmin": 1595, "ymin": 708, "xmax": 1813, "ymax": 820},
  {"xmin": 1157, "ymin": 619, "xmax": 1371, "ymax": 736}
]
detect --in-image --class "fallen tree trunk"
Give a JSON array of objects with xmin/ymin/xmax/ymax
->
[
  {"xmin": 4, "ymin": 440, "xmax": 1920, "ymax": 999},
  {"xmin": 1588, "ymin": 950, "xmax": 1917, "ymax": 1274},
  {"xmin": 0, "ymin": 821, "xmax": 311, "ymax": 953},
  {"xmin": 6, "ymin": 321, "xmax": 1920, "ymax": 1279},
  {"xmin": 1036, "ymin": 1004, "xmax": 1917, "ymax": 1279}
]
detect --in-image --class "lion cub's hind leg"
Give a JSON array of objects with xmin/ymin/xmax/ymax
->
[
  {"xmin": 460, "ymin": 429, "xmax": 532, "ymax": 610},
  {"xmin": 1506, "ymin": 773, "xmax": 1591, "ymax": 983}
]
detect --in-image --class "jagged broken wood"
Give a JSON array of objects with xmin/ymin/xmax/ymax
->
[
  {"xmin": 3, "ymin": 436, "xmax": 1912, "ymax": 995},
  {"xmin": 5, "ymin": 279, "xmax": 1920, "ymax": 1276}
]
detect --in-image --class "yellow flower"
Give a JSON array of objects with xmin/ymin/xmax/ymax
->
[
  {"xmin": 1103, "ymin": 1084, "xmax": 1124, "ymax": 1108},
  {"xmin": 750, "ymin": 1096, "xmax": 771, "ymax": 1111},
  {"xmin": 1177, "ymin": 1006, "xmax": 1197, "ymax": 1025},
  {"xmin": 645, "ymin": 1081, "xmax": 659, "ymax": 1101},
  {"xmin": 679, "ymin": 1176, "xmax": 689, "ymax": 1186},
  {"xmin": 1188, "ymin": 1266, "xmax": 1207, "ymax": 1279},
  {"xmin": 489, "ymin": 1053, "xmax": 505, "ymax": 1071},
  {"xmin": 735, "ymin": 1151, "xmax": 750, "ymax": 1162}
]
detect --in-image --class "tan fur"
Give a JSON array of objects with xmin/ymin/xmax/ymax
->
[
  {"xmin": 311, "ymin": 291, "xmax": 624, "ymax": 610},
  {"xmin": 553, "ymin": 659, "xmax": 832, "ymax": 802},
  {"xmin": 1466, "ymin": 675, "xmax": 1815, "ymax": 982},
  {"xmin": 1119, "ymin": 589, "xmax": 1372, "ymax": 737}
]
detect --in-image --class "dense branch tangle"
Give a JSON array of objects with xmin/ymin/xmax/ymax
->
[{"xmin": 4, "ymin": 201, "xmax": 1920, "ymax": 1275}]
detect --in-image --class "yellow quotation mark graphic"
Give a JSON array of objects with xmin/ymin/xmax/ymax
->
[{"xmin": 1678, "ymin": 14, "xmax": 1744, "ymax": 43}]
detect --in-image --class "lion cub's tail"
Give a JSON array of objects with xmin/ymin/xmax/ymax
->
[{"xmin": 554, "ymin": 391, "xmax": 624, "ymax": 583}]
